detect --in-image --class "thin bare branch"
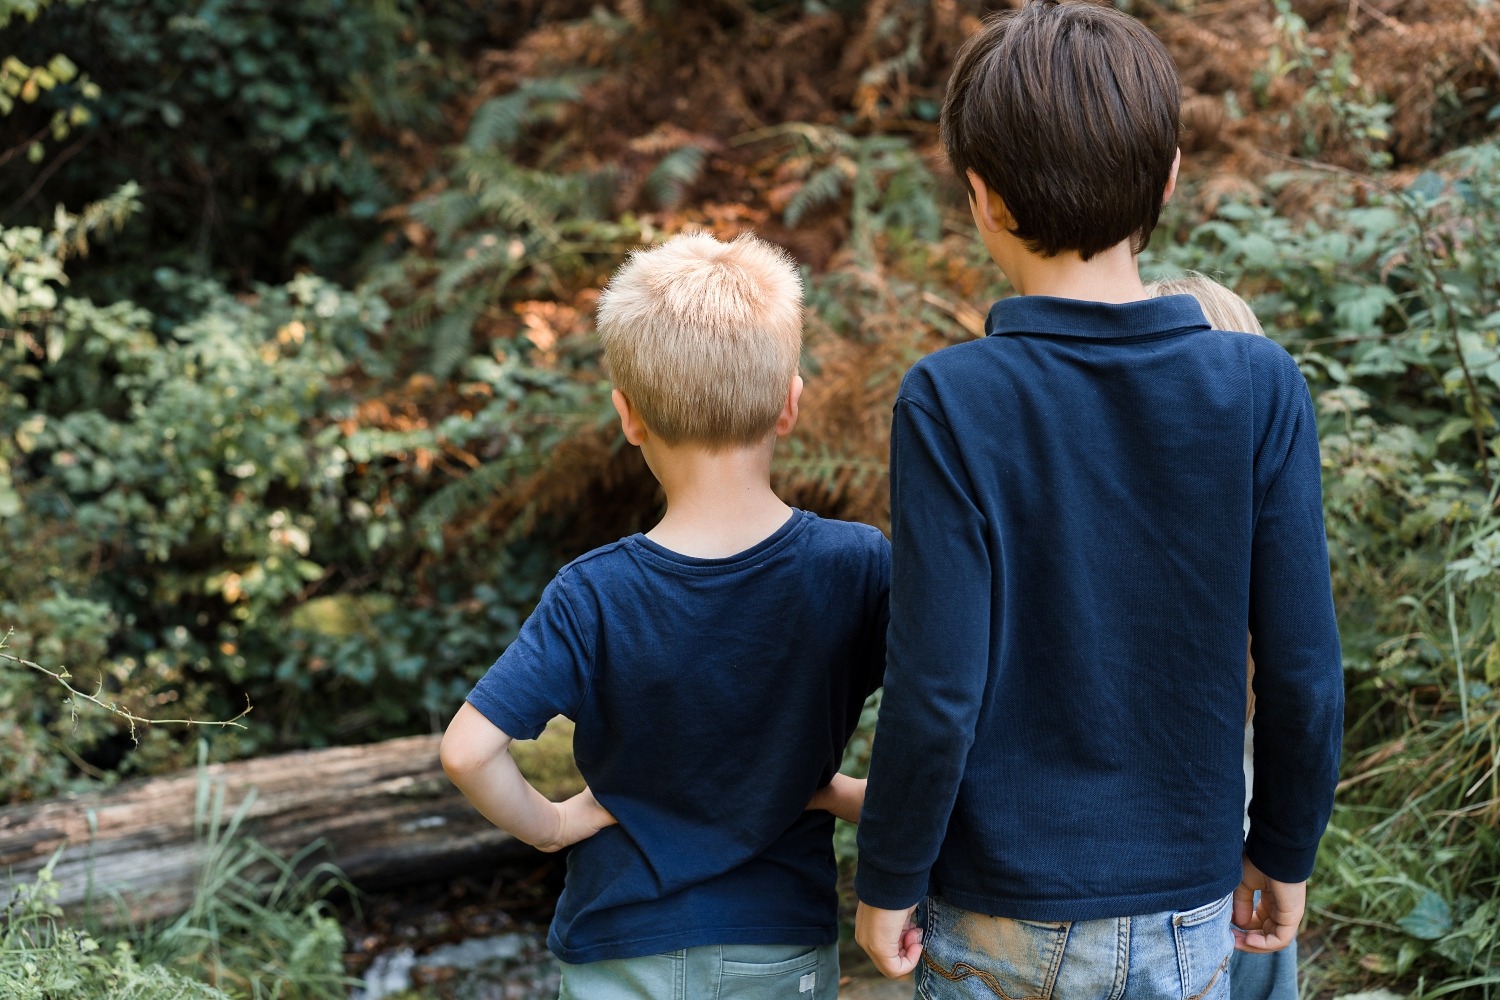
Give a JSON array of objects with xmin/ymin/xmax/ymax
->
[{"xmin": 0, "ymin": 629, "xmax": 251, "ymax": 742}]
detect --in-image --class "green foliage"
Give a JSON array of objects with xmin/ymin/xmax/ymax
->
[
  {"xmin": 1254, "ymin": 0, "xmax": 1394, "ymax": 167},
  {"xmin": 0, "ymin": 178, "xmax": 590, "ymax": 792},
  {"xmin": 367, "ymin": 72, "xmax": 633, "ymax": 379},
  {"xmin": 0, "ymin": 755, "xmax": 354, "ymax": 998},
  {"xmin": 645, "ymin": 144, "xmax": 706, "ymax": 210},
  {"xmin": 133, "ymin": 764, "xmax": 355, "ymax": 999},
  {"xmin": 465, "ymin": 77, "xmax": 590, "ymax": 153},
  {"xmin": 0, "ymin": 0, "xmax": 474, "ymax": 285},
  {"xmin": 1, "ymin": 866, "xmax": 233, "ymax": 999},
  {"xmin": 752, "ymin": 123, "xmax": 941, "ymax": 257}
]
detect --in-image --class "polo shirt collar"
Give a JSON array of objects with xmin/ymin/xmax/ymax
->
[{"xmin": 985, "ymin": 293, "xmax": 1211, "ymax": 340}]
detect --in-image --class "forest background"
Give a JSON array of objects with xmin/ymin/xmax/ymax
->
[{"xmin": 1, "ymin": 0, "xmax": 1499, "ymax": 997}]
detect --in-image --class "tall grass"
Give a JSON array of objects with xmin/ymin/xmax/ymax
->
[{"xmin": 0, "ymin": 747, "xmax": 357, "ymax": 999}]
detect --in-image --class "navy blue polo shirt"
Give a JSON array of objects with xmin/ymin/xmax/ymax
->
[
  {"xmin": 856, "ymin": 294, "xmax": 1344, "ymax": 919},
  {"xmin": 466, "ymin": 509, "xmax": 889, "ymax": 963}
]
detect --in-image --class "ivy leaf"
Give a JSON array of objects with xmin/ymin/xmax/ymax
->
[
  {"xmin": 1396, "ymin": 890, "xmax": 1452, "ymax": 940},
  {"xmin": 1407, "ymin": 170, "xmax": 1446, "ymax": 202}
]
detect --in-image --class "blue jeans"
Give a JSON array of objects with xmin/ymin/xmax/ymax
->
[
  {"xmin": 916, "ymin": 894, "xmax": 1234, "ymax": 1000},
  {"xmin": 558, "ymin": 942, "xmax": 839, "ymax": 1000},
  {"xmin": 1228, "ymin": 940, "xmax": 1297, "ymax": 1000}
]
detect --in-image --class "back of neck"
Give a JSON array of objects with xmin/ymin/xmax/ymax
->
[
  {"xmin": 1005, "ymin": 240, "xmax": 1146, "ymax": 304},
  {"xmin": 643, "ymin": 443, "xmax": 793, "ymax": 559}
]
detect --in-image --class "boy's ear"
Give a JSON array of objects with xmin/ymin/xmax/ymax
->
[
  {"xmin": 611, "ymin": 388, "xmax": 649, "ymax": 446},
  {"xmin": 774, "ymin": 375, "xmax": 804, "ymax": 437},
  {"xmin": 1162, "ymin": 148, "xmax": 1182, "ymax": 205},
  {"xmin": 966, "ymin": 169, "xmax": 1014, "ymax": 235}
]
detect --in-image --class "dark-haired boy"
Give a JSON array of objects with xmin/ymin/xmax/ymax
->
[{"xmin": 853, "ymin": 3, "xmax": 1343, "ymax": 996}]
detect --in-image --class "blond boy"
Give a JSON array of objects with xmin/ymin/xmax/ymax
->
[{"xmin": 441, "ymin": 232, "xmax": 887, "ymax": 1000}]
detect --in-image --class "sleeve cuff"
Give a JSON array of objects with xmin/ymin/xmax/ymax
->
[
  {"xmin": 464, "ymin": 691, "xmax": 544, "ymax": 741},
  {"xmin": 855, "ymin": 859, "xmax": 931, "ymax": 910},
  {"xmin": 1243, "ymin": 828, "xmax": 1320, "ymax": 883}
]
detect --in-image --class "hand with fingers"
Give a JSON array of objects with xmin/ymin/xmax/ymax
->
[
  {"xmin": 538, "ymin": 786, "xmax": 618, "ymax": 853},
  {"xmin": 855, "ymin": 901, "xmax": 923, "ymax": 978},
  {"xmin": 1232, "ymin": 854, "xmax": 1305, "ymax": 953}
]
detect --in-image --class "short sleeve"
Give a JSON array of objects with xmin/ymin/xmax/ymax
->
[{"xmin": 464, "ymin": 574, "xmax": 595, "ymax": 740}]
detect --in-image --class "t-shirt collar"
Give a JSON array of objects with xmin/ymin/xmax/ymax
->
[{"xmin": 985, "ymin": 294, "xmax": 1211, "ymax": 340}]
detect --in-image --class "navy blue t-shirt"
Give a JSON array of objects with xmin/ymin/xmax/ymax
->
[
  {"xmin": 466, "ymin": 509, "xmax": 889, "ymax": 963},
  {"xmin": 856, "ymin": 295, "xmax": 1344, "ymax": 919}
]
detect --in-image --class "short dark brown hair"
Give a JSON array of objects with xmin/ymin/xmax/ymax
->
[{"xmin": 941, "ymin": 0, "xmax": 1181, "ymax": 260}]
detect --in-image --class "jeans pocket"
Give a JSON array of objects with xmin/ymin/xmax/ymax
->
[
  {"xmin": 919, "ymin": 897, "xmax": 1068, "ymax": 1000},
  {"xmin": 719, "ymin": 944, "xmax": 829, "ymax": 999},
  {"xmin": 558, "ymin": 950, "xmax": 685, "ymax": 1000},
  {"xmin": 720, "ymin": 946, "xmax": 820, "ymax": 978},
  {"xmin": 1171, "ymin": 893, "xmax": 1233, "ymax": 1000}
]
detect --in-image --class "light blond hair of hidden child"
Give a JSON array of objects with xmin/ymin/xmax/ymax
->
[
  {"xmin": 1146, "ymin": 272, "xmax": 1264, "ymax": 336},
  {"xmin": 595, "ymin": 232, "xmax": 803, "ymax": 449}
]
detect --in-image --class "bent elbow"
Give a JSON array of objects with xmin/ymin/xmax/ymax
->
[{"xmin": 440, "ymin": 729, "xmax": 492, "ymax": 781}]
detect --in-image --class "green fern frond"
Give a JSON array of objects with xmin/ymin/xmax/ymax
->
[
  {"xmin": 433, "ymin": 239, "xmax": 518, "ymax": 306},
  {"xmin": 392, "ymin": 300, "xmax": 435, "ymax": 342},
  {"xmin": 409, "ymin": 189, "xmax": 482, "ymax": 246},
  {"xmin": 464, "ymin": 77, "xmax": 590, "ymax": 152},
  {"xmin": 645, "ymin": 145, "xmax": 705, "ymax": 210},
  {"xmin": 470, "ymin": 164, "xmax": 615, "ymax": 247},
  {"xmin": 774, "ymin": 450, "xmax": 887, "ymax": 496},
  {"xmin": 413, "ymin": 450, "xmax": 549, "ymax": 539},
  {"xmin": 876, "ymin": 151, "xmax": 940, "ymax": 240},
  {"xmin": 460, "ymin": 159, "xmax": 567, "ymax": 235},
  {"xmin": 426, "ymin": 299, "xmax": 481, "ymax": 380},
  {"xmin": 785, "ymin": 163, "xmax": 848, "ymax": 226},
  {"xmin": 465, "ymin": 93, "xmax": 530, "ymax": 153}
]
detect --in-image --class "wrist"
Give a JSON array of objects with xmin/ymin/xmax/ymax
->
[{"xmin": 547, "ymin": 799, "xmax": 571, "ymax": 851}]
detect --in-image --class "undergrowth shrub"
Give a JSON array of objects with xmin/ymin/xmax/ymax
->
[
  {"xmin": 0, "ymin": 0, "xmax": 472, "ymax": 286},
  {"xmin": 0, "ymin": 753, "xmax": 352, "ymax": 999},
  {"xmin": 0, "ymin": 182, "xmax": 593, "ymax": 794},
  {"xmin": 0, "ymin": 869, "xmax": 232, "ymax": 1000}
]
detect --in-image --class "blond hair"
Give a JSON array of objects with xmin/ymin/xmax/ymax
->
[
  {"xmin": 596, "ymin": 232, "xmax": 803, "ymax": 448},
  {"xmin": 1146, "ymin": 272, "xmax": 1264, "ymax": 336}
]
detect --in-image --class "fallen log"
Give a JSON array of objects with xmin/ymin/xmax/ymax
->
[{"xmin": 0, "ymin": 723, "xmax": 582, "ymax": 925}]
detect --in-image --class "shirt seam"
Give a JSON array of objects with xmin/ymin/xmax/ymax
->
[
  {"xmin": 893, "ymin": 396, "xmax": 987, "ymax": 523},
  {"xmin": 552, "ymin": 581, "xmax": 597, "ymax": 721},
  {"xmin": 567, "ymin": 922, "xmax": 833, "ymax": 951},
  {"xmin": 984, "ymin": 326, "xmax": 1206, "ymax": 345},
  {"xmin": 1254, "ymin": 369, "xmax": 1311, "ymax": 515},
  {"xmin": 625, "ymin": 509, "xmax": 812, "ymax": 576}
]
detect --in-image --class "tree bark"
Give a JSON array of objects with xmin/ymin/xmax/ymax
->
[{"xmin": 0, "ymin": 724, "xmax": 582, "ymax": 926}]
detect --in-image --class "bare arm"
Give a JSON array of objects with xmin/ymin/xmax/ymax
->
[
  {"xmin": 440, "ymin": 702, "xmax": 616, "ymax": 852},
  {"xmin": 806, "ymin": 773, "xmax": 867, "ymax": 824}
]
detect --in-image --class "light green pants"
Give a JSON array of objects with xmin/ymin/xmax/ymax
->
[{"xmin": 559, "ymin": 942, "xmax": 840, "ymax": 1000}]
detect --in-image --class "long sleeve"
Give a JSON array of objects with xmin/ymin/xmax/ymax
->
[
  {"xmin": 855, "ymin": 395, "xmax": 993, "ymax": 909},
  {"xmin": 1244, "ymin": 374, "xmax": 1344, "ymax": 882}
]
